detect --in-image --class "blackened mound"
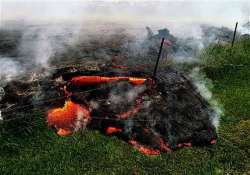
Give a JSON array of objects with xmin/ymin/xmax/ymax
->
[
  {"xmin": 83, "ymin": 67, "xmax": 217, "ymax": 150},
  {"xmin": 0, "ymin": 66, "xmax": 217, "ymax": 152}
]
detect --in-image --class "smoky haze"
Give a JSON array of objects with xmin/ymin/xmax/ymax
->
[
  {"xmin": 0, "ymin": 0, "xmax": 249, "ymax": 74},
  {"xmin": 1, "ymin": 0, "xmax": 249, "ymax": 29},
  {"xmin": 0, "ymin": 0, "xmax": 238, "ymax": 131},
  {"xmin": 0, "ymin": 0, "xmax": 249, "ymax": 81}
]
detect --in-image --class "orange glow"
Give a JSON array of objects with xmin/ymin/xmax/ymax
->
[
  {"xmin": 128, "ymin": 140, "xmax": 161, "ymax": 155},
  {"xmin": 116, "ymin": 98, "xmax": 141, "ymax": 119},
  {"xmin": 106, "ymin": 127, "xmax": 122, "ymax": 135},
  {"xmin": 159, "ymin": 138, "xmax": 172, "ymax": 152},
  {"xmin": 47, "ymin": 100, "xmax": 91, "ymax": 136},
  {"xmin": 128, "ymin": 77, "xmax": 146, "ymax": 85},
  {"xmin": 57, "ymin": 128, "xmax": 72, "ymax": 136},
  {"xmin": 70, "ymin": 76, "xmax": 146, "ymax": 87}
]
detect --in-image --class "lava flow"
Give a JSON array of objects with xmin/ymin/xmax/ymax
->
[
  {"xmin": 128, "ymin": 140, "xmax": 161, "ymax": 155},
  {"xmin": 47, "ymin": 75, "xmax": 148, "ymax": 137},
  {"xmin": 46, "ymin": 71, "xmax": 217, "ymax": 155},
  {"xmin": 69, "ymin": 76, "xmax": 147, "ymax": 86},
  {"xmin": 47, "ymin": 100, "xmax": 91, "ymax": 136}
]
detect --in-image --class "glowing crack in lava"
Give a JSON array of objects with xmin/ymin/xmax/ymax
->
[
  {"xmin": 47, "ymin": 74, "xmax": 217, "ymax": 155},
  {"xmin": 128, "ymin": 140, "xmax": 161, "ymax": 155}
]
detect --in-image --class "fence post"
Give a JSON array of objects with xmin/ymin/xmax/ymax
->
[
  {"xmin": 232, "ymin": 22, "xmax": 238, "ymax": 48},
  {"xmin": 153, "ymin": 38, "xmax": 165, "ymax": 78}
]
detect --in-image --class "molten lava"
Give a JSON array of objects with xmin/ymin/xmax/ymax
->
[
  {"xmin": 45, "ymin": 72, "xmax": 217, "ymax": 155},
  {"xmin": 48, "ymin": 75, "xmax": 148, "ymax": 137},
  {"xmin": 47, "ymin": 100, "xmax": 91, "ymax": 136},
  {"xmin": 70, "ymin": 76, "xmax": 146, "ymax": 86},
  {"xmin": 115, "ymin": 98, "xmax": 142, "ymax": 119},
  {"xmin": 106, "ymin": 127, "xmax": 123, "ymax": 135},
  {"xmin": 128, "ymin": 140, "xmax": 161, "ymax": 155}
]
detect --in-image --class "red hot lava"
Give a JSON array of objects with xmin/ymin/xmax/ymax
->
[
  {"xmin": 48, "ymin": 75, "xmax": 147, "ymax": 137},
  {"xmin": 70, "ymin": 76, "xmax": 147, "ymax": 86},
  {"xmin": 47, "ymin": 74, "xmax": 217, "ymax": 155},
  {"xmin": 47, "ymin": 100, "xmax": 91, "ymax": 136}
]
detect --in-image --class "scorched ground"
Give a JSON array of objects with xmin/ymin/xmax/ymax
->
[
  {"xmin": 0, "ymin": 63, "xmax": 217, "ymax": 155},
  {"xmin": 0, "ymin": 30, "xmax": 217, "ymax": 155}
]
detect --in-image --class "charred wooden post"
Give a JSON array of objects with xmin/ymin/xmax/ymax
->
[
  {"xmin": 232, "ymin": 22, "xmax": 238, "ymax": 47},
  {"xmin": 153, "ymin": 38, "xmax": 165, "ymax": 78}
]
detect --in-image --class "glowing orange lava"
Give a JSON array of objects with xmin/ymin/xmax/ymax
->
[
  {"xmin": 158, "ymin": 138, "xmax": 172, "ymax": 152},
  {"xmin": 115, "ymin": 98, "xmax": 142, "ymax": 119},
  {"xmin": 47, "ymin": 100, "xmax": 91, "ymax": 136},
  {"xmin": 128, "ymin": 140, "xmax": 161, "ymax": 155},
  {"xmin": 106, "ymin": 127, "xmax": 123, "ymax": 135},
  {"xmin": 70, "ymin": 76, "xmax": 146, "ymax": 87},
  {"xmin": 46, "ymin": 73, "xmax": 216, "ymax": 155}
]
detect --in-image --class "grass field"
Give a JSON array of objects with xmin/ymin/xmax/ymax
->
[{"xmin": 0, "ymin": 39, "xmax": 250, "ymax": 175}]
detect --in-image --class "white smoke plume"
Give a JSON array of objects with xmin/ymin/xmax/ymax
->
[
  {"xmin": 109, "ymin": 84, "xmax": 146, "ymax": 105},
  {"xmin": 0, "ymin": 56, "xmax": 24, "ymax": 85},
  {"xmin": 0, "ymin": 0, "xmax": 245, "ymax": 124},
  {"xmin": 17, "ymin": 24, "xmax": 81, "ymax": 67},
  {"xmin": 0, "ymin": 0, "xmax": 248, "ymax": 67},
  {"xmin": 189, "ymin": 67, "xmax": 223, "ymax": 129}
]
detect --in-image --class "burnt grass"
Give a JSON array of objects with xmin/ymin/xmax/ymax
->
[{"xmin": 1, "ymin": 38, "xmax": 250, "ymax": 175}]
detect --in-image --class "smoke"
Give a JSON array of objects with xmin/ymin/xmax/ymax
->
[
  {"xmin": 0, "ymin": 0, "xmax": 242, "ymax": 125},
  {"xmin": 1, "ymin": 0, "xmax": 248, "ymax": 28},
  {"xmin": 0, "ymin": 56, "xmax": 24, "ymax": 86},
  {"xmin": 109, "ymin": 83, "xmax": 146, "ymax": 105},
  {"xmin": 17, "ymin": 27, "xmax": 54, "ymax": 67},
  {"xmin": 1, "ymin": 0, "xmax": 248, "ymax": 65},
  {"xmin": 0, "ymin": 23, "xmax": 84, "ymax": 87},
  {"xmin": 17, "ymin": 24, "xmax": 81, "ymax": 67},
  {"xmin": 189, "ymin": 67, "xmax": 223, "ymax": 129}
]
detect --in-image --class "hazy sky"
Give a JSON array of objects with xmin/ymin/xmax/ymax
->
[{"xmin": 0, "ymin": 0, "xmax": 249, "ymax": 28}]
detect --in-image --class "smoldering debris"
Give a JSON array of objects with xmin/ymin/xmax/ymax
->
[
  {"xmin": 0, "ymin": 23, "xmax": 241, "ymax": 75},
  {"xmin": 0, "ymin": 25, "xmax": 221, "ymax": 155},
  {"xmin": 0, "ymin": 63, "xmax": 218, "ymax": 155}
]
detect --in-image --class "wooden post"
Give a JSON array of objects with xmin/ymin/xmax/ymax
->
[
  {"xmin": 232, "ymin": 22, "xmax": 238, "ymax": 47},
  {"xmin": 153, "ymin": 38, "xmax": 165, "ymax": 78}
]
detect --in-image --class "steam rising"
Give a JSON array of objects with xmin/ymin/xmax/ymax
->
[
  {"xmin": 0, "ymin": 0, "xmax": 245, "ymax": 130},
  {"xmin": 190, "ymin": 67, "xmax": 223, "ymax": 129},
  {"xmin": 109, "ymin": 84, "xmax": 146, "ymax": 104},
  {"xmin": 0, "ymin": 56, "xmax": 24, "ymax": 85},
  {"xmin": 17, "ymin": 24, "xmax": 81, "ymax": 67}
]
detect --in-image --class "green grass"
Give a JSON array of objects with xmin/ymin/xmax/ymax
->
[{"xmin": 1, "ymin": 39, "xmax": 250, "ymax": 175}]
